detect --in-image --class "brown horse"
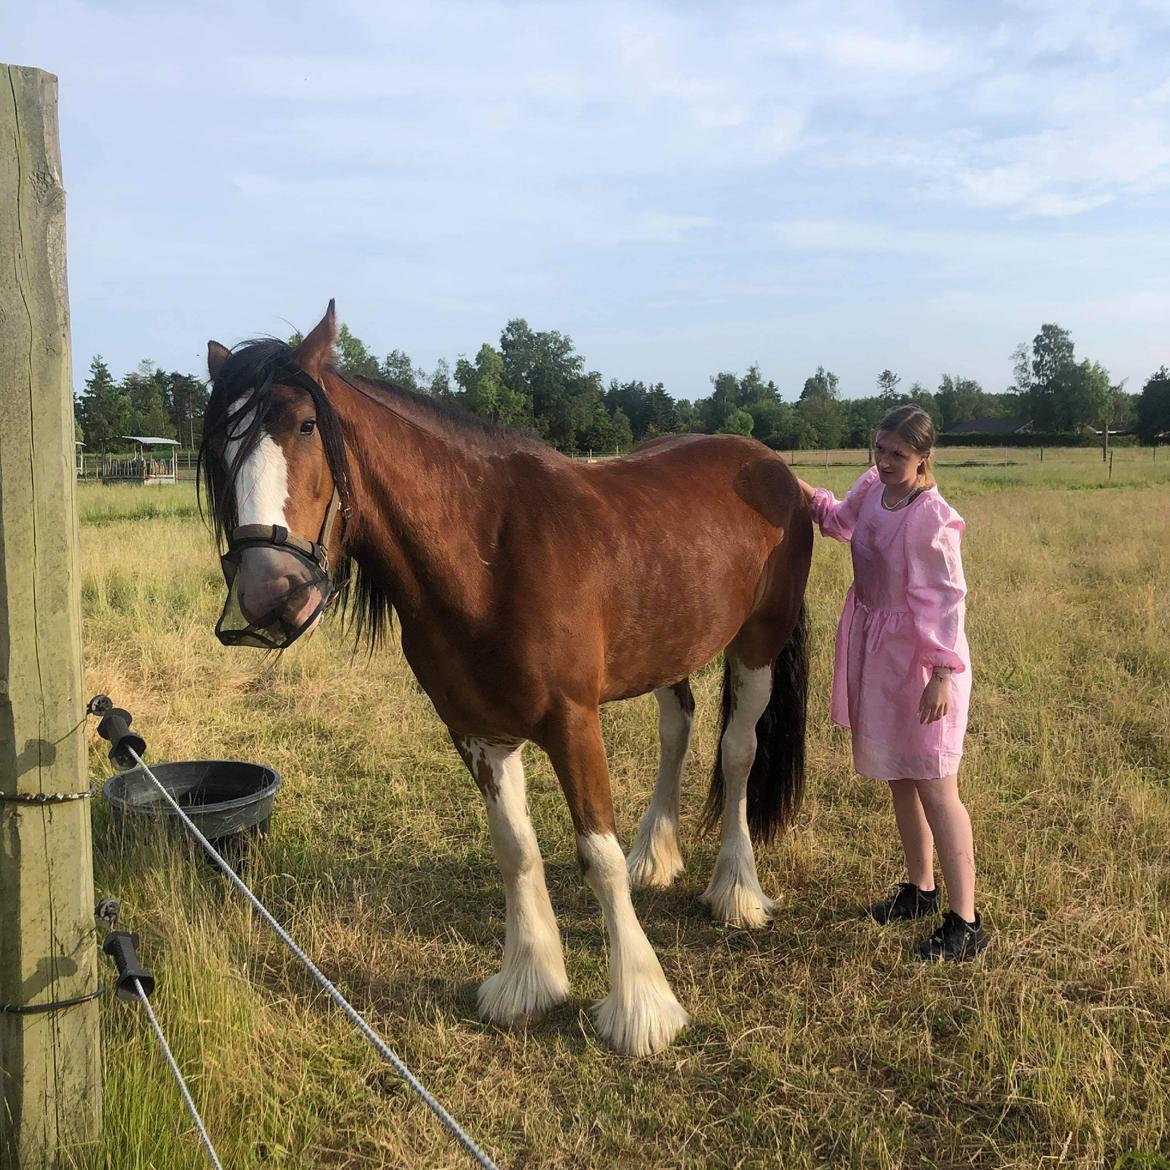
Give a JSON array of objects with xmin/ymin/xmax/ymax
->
[{"xmin": 200, "ymin": 302, "xmax": 813, "ymax": 1055}]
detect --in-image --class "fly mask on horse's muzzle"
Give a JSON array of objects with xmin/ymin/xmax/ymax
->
[{"xmin": 215, "ymin": 489, "xmax": 341, "ymax": 649}]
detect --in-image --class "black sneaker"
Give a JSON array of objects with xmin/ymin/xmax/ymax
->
[
  {"xmin": 916, "ymin": 911, "xmax": 989, "ymax": 961},
  {"xmin": 868, "ymin": 882, "xmax": 938, "ymax": 924}
]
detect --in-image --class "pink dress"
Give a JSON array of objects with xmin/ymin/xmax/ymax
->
[{"xmin": 808, "ymin": 466, "xmax": 971, "ymax": 781}]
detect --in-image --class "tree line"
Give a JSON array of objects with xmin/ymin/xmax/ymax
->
[{"xmin": 74, "ymin": 320, "xmax": 1170, "ymax": 454}]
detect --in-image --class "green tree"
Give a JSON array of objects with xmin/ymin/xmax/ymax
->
[
  {"xmin": 1109, "ymin": 386, "xmax": 1137, "ymax": 434},
  {"xmin": 907, "ymin": 383, "xmax": 942, "ymax": 429},
  {"xmin": 700, "ymin": 371, "xmax": 741, "ymax": 432},
  {"xmin": 1067, "ymin": 360, "xmax": 1112, "ymax": 434},
  {"xmin": 1135, "ymin": 367, "xmax": 1170, "ymax": 444},
  {"xmin": 738, "ymin": 363, "xmax": 778, "ymax": 407},
  {"xmin": 455, "ymin": 344, "xmax": 527, "ymax": 426},
  {"xmin": 718, "ymin": 407, "xmax": 754, "ymax": 437},
  {"xmin": 498, "ymin": 319, "xmax": 602, "ymax": 449},
  {"xmin": 844, "ymin": 397, "xmax": 885, "ymax": 449},
  {"xmin": 427, "ymin": 358, "xmax": 452, "ymax": 401},
  {"xmin": 1010, "ymin": 342, "xmax": 1031, "ymax": 395},
  {"xmin": 335, "ymin": 324, "xmax": 382, "ymax": 377},
  {"xmin": 165, "ymin": 371, "xmax": 210, "ymax": 448},
  {"xmin": 121, "ymin": 361, "xmax": 174, "ymax": 439},
  {"xmin": 76, "ymin": 355, "xmax": 132, "ymax": 452},
  {"xmin": 611, "ymin": 407, "xmax": 635, "ymax": 451},
  {"xmin": 796, "ymin": 366, "xmax": 845, "ymax": 448},
  {"xmin": 645, "ymin": 383, "xmax": 681, "ymax": 437},
  {"xmin": 801, "ymin": 366, "xmax": 839, "ymax": 400},
  {"xmin": 877, "ymin": 369, "xmax": 902, "ymax": 402},
  {"xmin": 936, "ymin": 375, "xmax": 986, "ymax": 429},
  {"xmin": 1027, "ymin": 324, "xmax": 1077, "ymax": 430},
  {"xmin": 744, "ymin": 398, "xmax": 795, "ymax": 448},
  {"xmin": 381, "ymin": 348, "xmax": 421, "ymax": 391},
  {"xmin": 604, "ymin": 380, "xmax": 653, "ymax": 440}
]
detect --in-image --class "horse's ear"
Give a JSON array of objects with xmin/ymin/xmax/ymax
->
[
  {"xmin": 207, "ymin": 340, "xmax": 231, "ymax": 380},
  {"xmin": 293, "ymin": 299, "xmax": 338, "ymax": 380}
]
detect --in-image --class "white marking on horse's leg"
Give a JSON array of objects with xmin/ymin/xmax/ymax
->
[
  {"xmin": 461, "ymin": 737, "xmax": 569, "ymax": 1026},
  {"xmin": 700, "ymin": 662, "xmax": 779, "ymax": 928},
  {"xmin": 223, "ymin": 401, "xmax": 289, "ymax": 526},
  {"xmin": 578, "ymin": 831, "xmax": 690, "ymax": 1055},
  {"xmin": 627, "ymin": 684, "xmax": 692, "ymax": 889}
]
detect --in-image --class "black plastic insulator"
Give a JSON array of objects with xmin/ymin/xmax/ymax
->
[
  {"xmin": 88, "ymin": 696, "xmax": 147, "ymax": 769},
  {"xmin": 102, "ymin": 931, "xmax": 155, "ymax": 1002}
]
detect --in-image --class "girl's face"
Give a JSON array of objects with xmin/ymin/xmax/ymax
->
[{"xmin": 873, "ymin": 430, "xmax": 925, "ymax": 494}]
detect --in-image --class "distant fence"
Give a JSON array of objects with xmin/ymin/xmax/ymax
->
[
  {"xmin": 78, "ymin": 451, "xmax": 199, "ymax": 481},
  {"xmin": 76, "ymin": 444, "xmax": 1162, "ymax": 482}
]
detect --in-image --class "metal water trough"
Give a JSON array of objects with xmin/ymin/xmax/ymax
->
[{"xmin": 104, "ymin": 760, "xmax": 282, "ymax": 846}]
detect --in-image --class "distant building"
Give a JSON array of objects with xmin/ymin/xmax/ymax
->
[{"xmin": 101, "ymin": 436, "xmax": 180, "ymax": 485}]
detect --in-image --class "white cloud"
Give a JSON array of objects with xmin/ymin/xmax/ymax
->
[{"xmin": 8, "ymin": 0, "xmax": 1169, "ymax": 395}]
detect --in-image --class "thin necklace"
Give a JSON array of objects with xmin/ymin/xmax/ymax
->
[{"xmin": 881, "ymin": 484, "xmax": 920, "ymax": 511}]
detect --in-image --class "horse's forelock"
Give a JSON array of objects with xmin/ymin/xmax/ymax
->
[{"xmin": 198, "ymin": 339, "xmax": 351, "ymax": 549}]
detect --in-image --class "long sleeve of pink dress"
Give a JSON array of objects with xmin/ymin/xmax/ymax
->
[{"xmin": 808, "ymin": 467, "xmax": 971, "ymax": 781}]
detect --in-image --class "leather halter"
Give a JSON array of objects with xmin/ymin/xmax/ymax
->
[{"xmin": 225, "ymin": 487, "xmax": 343, "ymax": 571}]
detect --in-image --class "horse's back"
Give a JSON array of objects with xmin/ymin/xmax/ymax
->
[{"xmin": 579, "ymin": 433, "xmax": 803, "ymax": 530}]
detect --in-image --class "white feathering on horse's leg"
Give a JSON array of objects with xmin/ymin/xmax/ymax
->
[
  {"xmin": 626, "ymin": 810, "xmax": 685, "ymax": 889},
  {"xmin": 699, "ymin": 663, "xmax": 779, "ymax": 929},
  {"xmin": 580, "ymin": 832, "xmax": 689, "ymax": 1055},
  {"xmin": 627, "ymin": 683, "xmax": 691, "ymax": 889},
  {"xmin": 700, "ymin": 837, "xmax": 779, "ymax": 928},
  {"xmin": 472, "ymin": 740, "xmax": 569, "ymax": 1025}
]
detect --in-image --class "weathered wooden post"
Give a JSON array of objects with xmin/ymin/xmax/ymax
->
[{"xmin": 1, "ymin": 64, "xmax": 102, "ymax": 1168}]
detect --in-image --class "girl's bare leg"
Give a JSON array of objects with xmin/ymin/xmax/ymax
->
[
  {"xmin": 913, "ymin": 774, "xmax": 976, "ymax": 921},
  {"xmin": 888, "ymin": 778, "xmax": 936, "ymax": 891}
]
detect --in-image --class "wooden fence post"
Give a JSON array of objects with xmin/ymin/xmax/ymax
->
[{"xmin": 0, "ymin": 64, "xmax": 102, "ymax": 1168}]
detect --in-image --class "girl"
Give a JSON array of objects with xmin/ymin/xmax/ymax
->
[{"xmin": 797, "ymin": 405, "xmax": 987, "ymax": 961}]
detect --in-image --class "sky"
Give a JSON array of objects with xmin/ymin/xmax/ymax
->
[{"xmin": 10, "ymin": 0, "xmax": 1170, "ymax": 402}]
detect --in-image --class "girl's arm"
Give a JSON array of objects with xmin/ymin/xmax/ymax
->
[
  {"xmin": 905, "ymin": 499, "xmax": 967, "ymax": 722},
  {"xmin": 803, "ymin": 467, "xmax": 880, "ymax": 543}
]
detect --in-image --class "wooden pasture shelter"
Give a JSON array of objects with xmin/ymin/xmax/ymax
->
[
  {"xmin": 1, "ymin": 64, "xmax": 102, "ymax": 1167},
  {"xmin": 101, "ymin": 435, "xmax": 179, "ymax": 485}
]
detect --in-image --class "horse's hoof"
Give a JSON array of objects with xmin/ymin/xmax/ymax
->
[
  {"xmin": 592, "ymin": 984, "xmax": 690, "ymax": 1055},
  {"xmin": 699, "ymin": 879, "xmax": 779, "ymax": 929},
  {"xmin": 477, "ymin": 966, "xmax": 569, "ymax": 1028},
  {"xmin": 626, "ymin": 823, "xmax": 684, "ymax": 889},
  {"xmin": 626, "ymin": 848, "xmax": 684, "ymax": 890}
]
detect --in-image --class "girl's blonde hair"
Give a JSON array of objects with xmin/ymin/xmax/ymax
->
[{"xmin": 875, "ymin": 405, "xmax": 936, "ymax": 486}]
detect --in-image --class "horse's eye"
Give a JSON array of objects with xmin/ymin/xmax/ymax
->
[{"xmin": 299, "ymin": 419, "xmax": 317, "ymax": 436}]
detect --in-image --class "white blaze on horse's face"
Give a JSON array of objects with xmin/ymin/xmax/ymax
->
[
  {"xmin": 223, "ymin": 401, "xmax": 289, "ymax": 528},
  {"xmin": 222, "ymin": 401, "xmax": 319, "ymax": 630}
]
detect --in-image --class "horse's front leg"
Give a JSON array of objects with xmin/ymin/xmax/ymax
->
[
  {"xmin": 627, "ymin": 679, "xmax": 693, "ymax": 889},
  {"xmin": 545, "ymin": 707, "xmax": 690, "ymax": 1056},
  {"xmin": 452, "ymin": 734, "xmax": 569, "ymax": 1026}
]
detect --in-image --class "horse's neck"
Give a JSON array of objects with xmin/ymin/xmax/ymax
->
[{"xmin": 335, "ymin": 381, "xmax": 506, "ymax": 615}]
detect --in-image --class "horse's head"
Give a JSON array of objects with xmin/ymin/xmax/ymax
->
[{"xmin": 200, "ymin": 301, "xmax": 351, "ymax": 649}]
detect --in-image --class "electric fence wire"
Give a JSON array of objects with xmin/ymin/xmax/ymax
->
[
  {"xmin": 123, "ymin": 747, "xmax": 501, "ymax": 1170},
  {"xmin": 132, "ymin": 976, "xmax": 224, "ymax": 1170}
]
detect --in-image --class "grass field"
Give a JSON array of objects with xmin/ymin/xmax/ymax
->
[{"xmin": 70, "ymin": 449, "xmax": 1170, "ymax": 1170}]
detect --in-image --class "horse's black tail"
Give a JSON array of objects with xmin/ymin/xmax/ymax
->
[{"xmin": 701, "ymin": 605, "xmax": 809, "ymax": 846}]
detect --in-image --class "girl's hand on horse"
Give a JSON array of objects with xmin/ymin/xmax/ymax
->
[
  {"xmin": 795, "ymin": 477, "xmax": 817, "ymax": 503},
  {"xmin": 918, "ymin": 671, "xmax": 951, "ymax": 724}
]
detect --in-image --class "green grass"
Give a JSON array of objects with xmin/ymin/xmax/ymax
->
[{"xmin": 69, "ymin": 453, "xmax": 1170, "ymax": 1169}]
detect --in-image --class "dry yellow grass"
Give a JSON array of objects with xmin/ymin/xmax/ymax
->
[{"xmin": 68, "ymin": 455, "xmax": 1170, "ymax": 1170}]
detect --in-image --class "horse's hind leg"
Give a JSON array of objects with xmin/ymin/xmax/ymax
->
[
  {"xmin": 700, "ymin": 656, "xmax": 779, "ymax": 928},
  {"xmin": 452, "ymin": 735, "xmax": 569, "ymax": 1026},
  {"xmin": 627, "ymin": 679, "xmax": 693, "ymax": 889},
  {"xmin": 545, "ymin": 706, "xmax": 689, "ymax": 1055}
]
